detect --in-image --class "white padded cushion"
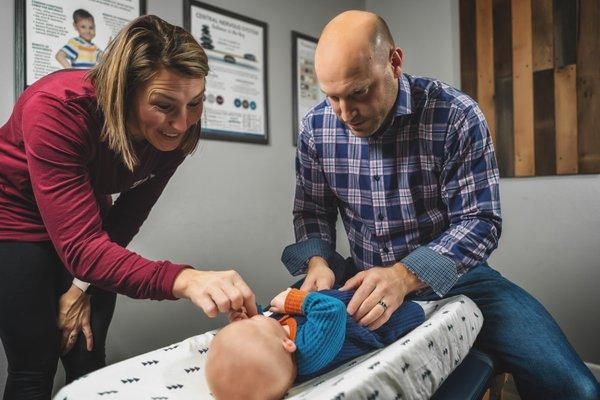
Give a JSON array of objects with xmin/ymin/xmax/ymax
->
[{"xmin": 54, "ymin": 295, "xmax": 483, "ymax": 400}]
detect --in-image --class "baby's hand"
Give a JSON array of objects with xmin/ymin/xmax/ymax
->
[
  {"xmin": 228, "ymin": 307, "xmax": 248, "ymax": 322},
  {"xmin": 269, "ymin": 288, "xmax": 292, "ymax": 313}
]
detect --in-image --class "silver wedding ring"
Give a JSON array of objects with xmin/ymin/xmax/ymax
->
[{"xmin": 378, "ymin": 300, "xmax": 388, "ymax": 311}]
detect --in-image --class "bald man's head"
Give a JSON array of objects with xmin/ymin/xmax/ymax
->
[
  {"xmin": 315, "ymin": 11, "xmax": 403, "ymax": 137},
  {"xmin": 319, "ymin": 11, "xmax": 394, "ymax": 61}
]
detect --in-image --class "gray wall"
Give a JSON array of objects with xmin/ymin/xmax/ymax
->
[
  {"xmin": 0, "ymin": 0, "xmax": 359, "ymax": 394},
  {"xmin": 366, "ymin": 0, "xmax": 600, "ymax": 365}
]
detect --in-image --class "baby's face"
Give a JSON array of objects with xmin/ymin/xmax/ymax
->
[
  {"xmin": 74, "ymin": 18, "xmax": 95, "ymax": 41},
  {"xmin": 206, "ymin": 316, "xmax": 297, "ymax": 399}
]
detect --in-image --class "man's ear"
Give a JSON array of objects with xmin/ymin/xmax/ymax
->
[
  {"xmin": 282, "ymin": 338, "xmax": 297, "ymax": 353},
  {"xmin": 390, "ymin": 47, "xmax": 404, "ymax": 78}
]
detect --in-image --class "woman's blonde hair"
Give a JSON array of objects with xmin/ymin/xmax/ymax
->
[{"xmin": 88, "ymin": 15, "xmax": 209, "ymax": 171}]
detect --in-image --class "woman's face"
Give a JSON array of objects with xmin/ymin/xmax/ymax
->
[{"xmin": 129, "ymin": 68, "xmax": 205, "ymax": 152}]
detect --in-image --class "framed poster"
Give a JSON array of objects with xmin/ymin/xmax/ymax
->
[
  {"xmin": 14, "ymin": 0, "xmax": 146, "ymax": 99},
  {"xmin": 291, "ymin": 31, "xmax": 323, "ymax": 146},
  {"xmin": 184, "ymin": 1, "xmax": 269, "ymax": 144}
]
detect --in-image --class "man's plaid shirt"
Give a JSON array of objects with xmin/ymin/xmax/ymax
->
[{"xmin": 282, "ymin": 74, "xmax": 502, "ymax": 297}]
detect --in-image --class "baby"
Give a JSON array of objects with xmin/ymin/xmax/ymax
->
[
  {"xmin": 205, "ymin": 287, "xmax": 425, "ymax": 400},
  {"xmin": 55, "ymin": 9, "xmax": 102, "ymax": 69}
]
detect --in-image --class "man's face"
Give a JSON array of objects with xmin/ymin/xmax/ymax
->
[
  {"xmin": 318, "ymin": 58, "xmax": 398, "ymax": 138},
  {"xmin": 74, "ymin": 18, "xmax": 96, "ymax": 42}
]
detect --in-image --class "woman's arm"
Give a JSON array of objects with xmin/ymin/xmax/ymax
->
[
  {"xmin": 22, "ymin": 92, "xmax": 258, "ymax": 317},
  {"xmin": 22, "ymin": 92, "xmax": 186, "ymax": 300}
]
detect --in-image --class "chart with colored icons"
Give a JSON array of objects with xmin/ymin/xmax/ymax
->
[{"xmin": 185, "ymin": 1, "xmax": 268, "ymax": 144}]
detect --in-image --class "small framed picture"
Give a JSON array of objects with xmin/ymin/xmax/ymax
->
[
  {"xmin": 14, "ymin": 0, "xmax": 146, "ymax": 98},
  {"xmin": 184, "ymin": 0, "xmax": 269, "ymax": 144},
  {"xmin": 291, "ymin": 31, "xmax": 323, "ymax": 146}
]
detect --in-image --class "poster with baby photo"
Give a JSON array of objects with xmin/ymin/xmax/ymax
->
[{"xmin": 15, "ymin": 0, "xmax": 146, "ymax": 97}]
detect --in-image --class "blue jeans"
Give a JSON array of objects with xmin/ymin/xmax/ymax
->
[{"xmin": 404, "ymin": 262, "xmax": 600, "ymax": 400}]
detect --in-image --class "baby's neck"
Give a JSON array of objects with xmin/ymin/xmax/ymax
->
[{"xmin": 282, "ymin": 324, "xmax": 291, "ymax": 337}]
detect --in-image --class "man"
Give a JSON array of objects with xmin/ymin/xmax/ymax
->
[{"xmin": 282, "ymin": 10, "xmax": 599, "ymax": 399}]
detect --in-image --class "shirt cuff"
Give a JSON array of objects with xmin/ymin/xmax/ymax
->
[
  {"xmin": 160, "ymin": 263, "xmax": 193, "ymax": 301},
  {"xmin": 72, "ymin": 278, "xmax": 90, "ymax": 292},
  {"xmin": 401, "ymin": 246, "xmax": 458, "ymax": 297},
  {"xmin": 284, "ymin": 288, "xmax": 308, "ymax": 314},
  {"xmin": 281, "ymin": 238, "xmax": 334, "ymax": 276}
]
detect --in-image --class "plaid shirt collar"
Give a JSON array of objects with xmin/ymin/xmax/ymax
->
[
  {"xmin": 372, "ymin": 74, "xmax": 413, "ymax": 138},
  {"xmin": 394, "ymin": 73, "xmax": 413, "ymax": 117}
]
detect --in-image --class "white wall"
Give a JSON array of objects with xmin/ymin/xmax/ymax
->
[
  {"xmin": 366, "ymin": 0, "xmax": 600, "ymax": 365},
  {"xmin": 0, "ymin": 0, "xmax": 359, "ymax": 394}
]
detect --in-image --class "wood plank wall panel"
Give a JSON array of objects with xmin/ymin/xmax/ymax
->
[
  {"xmin": 495, "ymin": 78, "xmax": 515, "ymax": 176},
  {"xmin": 493, "ymin": 0, "xmax": 512, "ymax": 79},
  {"xmin": 531, "ymin": 0, "xmax": 555, "ymax": 175},
  {"xmin": 476, "ymin": 0, "xmax": 496, "ymax": 145},
  {"xmin": 532, "ymin": 0, "xmax": 554, "ymax": 71},
  {"xmin": 493, "ymin": 0, "xmax": 514, "ymax": 176},
  {"xmin": 460, "ymin": 0, "xmax": 598, "ymax": 177},
  {"xmin": 460, "ymin": 0, "xmax": 478, "ymax": 98},
  {"xmin": 554, "ymin": 65, "xmax": 578, "ymax": 174},
  {"xmin": 554, "ymin": 0, "xmax": 577, "ymax": 68},
  {"xmin": 533, "ymin": 70, "xmax": 556, "ymax": 175},
  {"xmin": 511, "ymin": 0, "xmax": 535, "ymax": 176},
  {"xmin": 577, "ymin": 0, "xmax": 600, "ymax": 173}
]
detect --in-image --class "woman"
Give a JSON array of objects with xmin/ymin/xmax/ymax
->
[{"xmin": 0, "ymin": 15, "xmax": 257, "ymax": 399}]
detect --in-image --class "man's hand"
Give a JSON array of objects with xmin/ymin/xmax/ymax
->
[
  {"xmin": 58, "ymin": 284, "xmax": 93, "ymax": 355},
  {"xmin": 299, "ymin": 256, "xmax": 335, "ymax": 292},
  {"xmin": 269, "ymin": 288, "xmax": 292, "ymax": 313},
  {"xmin": 340, "ymin": 262, "xmax": 425, "ymax": 330},
  {"xmin": 172, "ymin": 268, "xmax": 258, "ymax": 318}
]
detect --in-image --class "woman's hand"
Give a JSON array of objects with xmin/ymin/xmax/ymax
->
[
  {"xmin": 172, "ymin": 268, "xmax": 258, "ymax": 318},
  {"xmin": 269, "ymin": 288, "xmax": 292, "ymax": 313},
  {"xmin": 58, "ymin": 284, "xmax": 93, "ymax": 355},
  {"xmin": 299, "ymin": 256, "xmax": 335, "ymax": 292}
]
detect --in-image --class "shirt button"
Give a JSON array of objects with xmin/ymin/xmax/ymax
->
[
  {"xmin": 383, "ymin": 247, "xmax": 389, "ymax": 253},
  {"xmin": 373, "ymin": 175, "xmax": 380, "ymax": 181},
  {"xmin": 378, "ymin": 213, "xmax": 384, "ymax": 221}
]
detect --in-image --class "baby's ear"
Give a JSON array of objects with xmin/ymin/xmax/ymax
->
[{"xmin": 282, "ymin": 338, "xmax": 297, "ymax": 353}]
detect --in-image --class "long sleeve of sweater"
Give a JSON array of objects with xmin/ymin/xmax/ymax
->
[
  {"xmin": 299, "ymin": 289, "xmax": 426, "ymax": 382},
  {"xmin": 284, "ymin": 289, "xmax": 347, "ymax": 376}
]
